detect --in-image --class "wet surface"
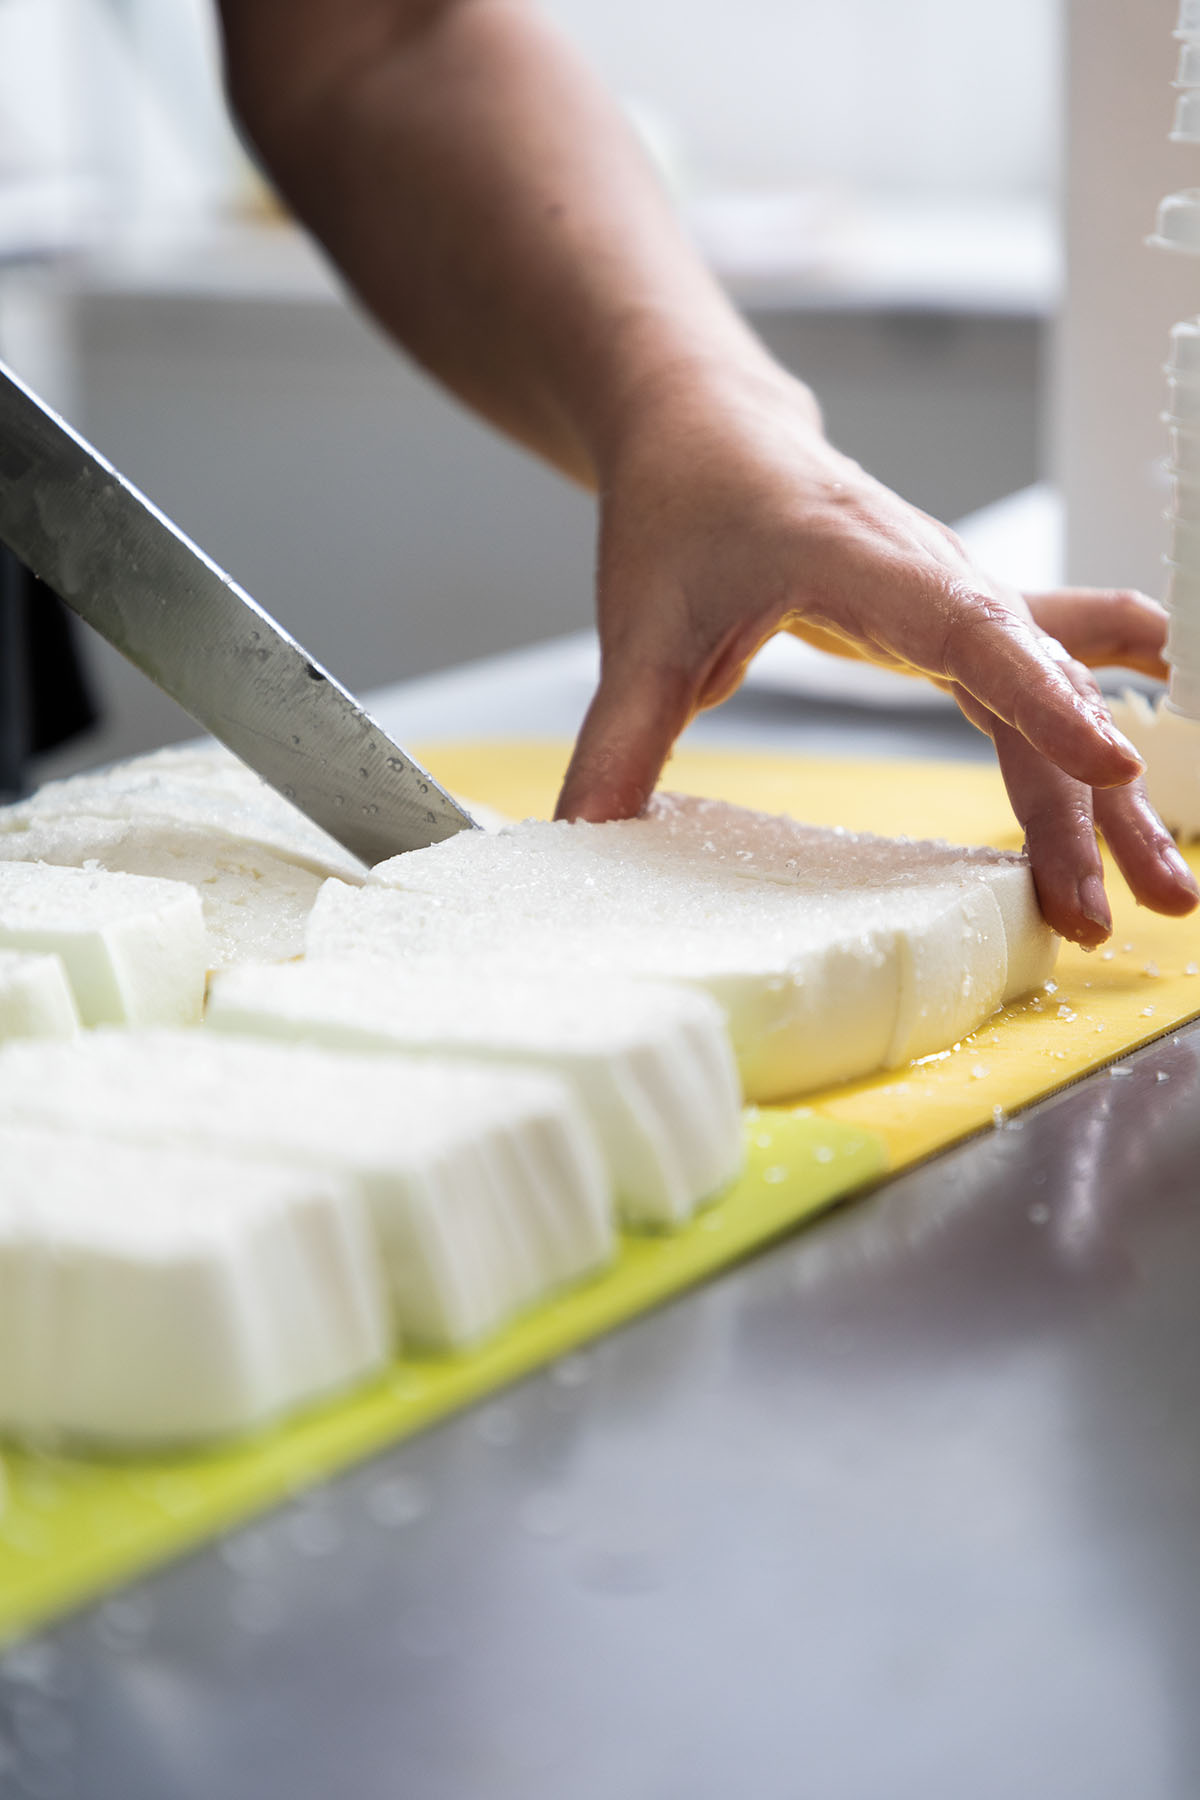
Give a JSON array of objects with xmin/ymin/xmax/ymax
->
[
  {"xmin": 2, "ymin": 661, "xmax": 1196, "ymax": 1799},
  {"xmin": 4, "ymin": 1027, "xmax": 1200, "ymax": 1800}
]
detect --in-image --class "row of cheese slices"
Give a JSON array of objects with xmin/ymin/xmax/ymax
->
[{"xmin": 0, "ymin": 745, "xmax": 1057, "ymax": 1450}]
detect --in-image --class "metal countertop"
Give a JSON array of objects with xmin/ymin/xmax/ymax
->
[{"xmin": 2, "ymin": 641, "xmax": 1197, "ymax": 1800}]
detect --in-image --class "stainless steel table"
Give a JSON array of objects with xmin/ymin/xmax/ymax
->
[{"xmin": 3, "ymin": 641, "xmax": 1198, "ymax": 1800}]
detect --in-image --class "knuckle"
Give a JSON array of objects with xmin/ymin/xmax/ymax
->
[
  {"xmin": 936, "ymin": 586, "xmax": 1016, "ymax": 675},
  {"xmin": 1061, "ymin": 653, "xmax": 1101, "ymax": 698}
]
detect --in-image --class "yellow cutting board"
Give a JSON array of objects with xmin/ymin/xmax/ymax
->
[{"xmin": 2, "ymin": 741, "xmax": 1198, "ymax": 1646}]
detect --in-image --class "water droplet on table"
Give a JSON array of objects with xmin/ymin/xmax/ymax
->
[
  {"xmin": 286, "ymin": 1507, "xmax": 342, "ymax": 1558},
  {"xmin": 519, "ymin": 1490, "xmax": 571, "ymax": 1540},
  {"xmin": 365, "ymin": 1475, "xmax": 430, "ymax": 1529},
  {"xmin": 477, "ymin": 1404, "xmax": 518, "ymax": 1447},
  {"xmin": 551, "ymin": 1353, "xmax": 592, "ymax": 1390},
  {"xmin": 230, "ymin": 1584, "xmax": 284, "ymax": 1636}
]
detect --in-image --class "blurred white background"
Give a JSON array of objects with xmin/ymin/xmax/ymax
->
[
  {"xmin": 543, "ymin": 0, "xmax": 1057, "ymax": 199},
  {"xmin": 1, "ymin": 0, "xmax": 1058, "ymax": 214},
  {"xmin": 0, "ymin": 0, "xmax": 1094, "ymax": 775}
]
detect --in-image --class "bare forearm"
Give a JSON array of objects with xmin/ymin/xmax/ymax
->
[
  {"xmin": 218, "ymin": 0, "xmax": 1197, "ymax": 943},
  {"xmin": 218, "ymin": 0, "xmax": 799, "ymax": 486}
]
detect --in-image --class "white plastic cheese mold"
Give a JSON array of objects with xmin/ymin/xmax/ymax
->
[
  {"xmin": 207, "ymin": 959, "xmax": 744, "ymax": 1228},
  {"xmin": 1107, "ymin": 690, "xmax": 1200, "ymax": 840},
  {"xmin": 0, "ymin": 1030, "xmax": 614, "ymax": 1352},
  {"xmin": 306, "ymin": 793, "xmax": 1057, "ymax": 1102},
  {"xmin": 0, "ymin": 1124, "xmax": 389, "ymax": 1448}
]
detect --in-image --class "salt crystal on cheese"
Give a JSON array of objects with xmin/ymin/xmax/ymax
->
[
  {"xmin": 305, "ymin": 793, "xmax": 1056, "ymax": 1101},
  {"xmin": 2, "ymin": 742, "xmax": 364, "ymax": 883}
]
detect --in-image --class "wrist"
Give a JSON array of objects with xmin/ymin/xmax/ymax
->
[{"xmin": 589, "ymin": 345, "xmax": 826, "ymax": 488}]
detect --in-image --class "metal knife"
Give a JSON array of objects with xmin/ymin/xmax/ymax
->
[{"xmin": 0, "ymin": 358, "xmax": 477, "ymax": 865}]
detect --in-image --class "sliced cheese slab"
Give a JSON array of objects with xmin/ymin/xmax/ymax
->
[
  {"xmin": 0, "ymin": 949, "xmax": 79, "ymax": 1041},
  {"xmin": 0, "ymin": 815, "xmax": 328, "ymax": 968},
  {"xmin": 0, "ymin": 1032, "xmax": 613, "ymax": 1349},
  {"xmin": 207, "ymin": 959, "xmax": 743, "ymax": 1228},
  {"xmin": 306, "ymin": 793, "xmax": 1057, "ymax": 1102},
  {"xmin": 0, "ymin": 1125, "xmax": 388, "ymax": 1448},
  {"xmin": 1, "ymin": 742, "xmax": 365, "ymax": 884},
  {"xmin": 0, "ymin": 863, "xmax": 208, "ymax": 1027},
  {"xmin": 1107, "ymin": 690, "xmax": 1200, "ymax": 840}
]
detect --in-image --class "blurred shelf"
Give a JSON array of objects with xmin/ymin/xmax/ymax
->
[
  {"xmin": 699, "ymin": 194, "xmax": 1059, "ymax": 318},
  {"xmin": 54, "ymin": 192, "xmax": 1059, "ymax": 321}
]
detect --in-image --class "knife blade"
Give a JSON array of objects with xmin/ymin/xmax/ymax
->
[{"xmin": 0, "ymin": 358, "xmax": 477, "ymax": 865}]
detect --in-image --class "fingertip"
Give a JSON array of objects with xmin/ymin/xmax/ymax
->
[
  {"xmin": 1027, "ymin": 864, "xmax": 1109, "ymax": 948},
  {"xmin": 556, "ymin": 666, "xmax": 688, "ymax": 824},
  {"xmin": 1147, "ymin": 857, "xmax": 1200, "ymax": 916},
  {"xmin": 1091, "ymin": 719, "xmax": 1145, "ymax": 785},
  {"xmin": 1077, "ymin": 872, "xmax": 1113, "ymax": 939},
  {"xmin": 1036, "ymin": 873, "xmax": 1110, "ymax": 948},
  {"xmin": 554, "ymin": 768, "xmax": 653, "ymax": 824},
  {"xmin": 1159, "ymin": 840, "xmax": 1200, "ymax": 901},
  {"xmin": 1037, "ymin": 900, "xmax": 1110, "ymax": 950},
  {"xmin": 554, "ymin": 737, "xmax": 653, "ymax": 821},
  {"xmin": 1062, "ymin": 736, "xmax": 1144, "ymax": 795}
]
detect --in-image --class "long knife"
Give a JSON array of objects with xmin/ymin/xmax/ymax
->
[{"xmin": 0, "ymin": 359, "xmax": 477, "ymax": 865}]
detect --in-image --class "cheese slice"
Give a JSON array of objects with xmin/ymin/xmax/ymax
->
[
  {"xmin": 2, "ymin": 742, "xmax": 365, "ymax": 884},
  {"xmin": 0, "ymin": 1031, "xmax": 614, "ymax": 1349},
  {"xmin": 0, "ymin": 948, "xmax": 80, "ymax": 1041},
  {"xmin": 206, "ymin": 959, "xmax": 743, "ymax": 1228},
  {"xmin": 305, "ymin": 794, "xmax": 1057, "ymax": 1102},
  {"xmin": 0, "ymin": 863, "xmax": 208, "ymax": 1027},
  {"xmin": 0, "ymin": 815, "xmax": 329, "ymax": 968},
  {"xmin": 0, "ymin": 1125, "xmax": 388, "ymax": 1447},
  {"xmin": 0, "ymin": 749, "xmax": 510, "ymax": 963}
]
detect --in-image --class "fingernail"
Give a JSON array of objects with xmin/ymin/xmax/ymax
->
[
  {"xmin": 1097, "ymin": 720, "xmax": 1143, "ymax": 768},
  {"xmin": 1161, "ymin": 841, "xmax": 1200, "ymax": 896},
  {"xmin": 1078, "ymin": 873, "xmax": 1112, "ymax": 934}
]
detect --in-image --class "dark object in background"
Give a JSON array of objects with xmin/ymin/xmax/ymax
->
[{"xmin": 0, "ymin": 549, "xmax": 99, "ymax": 799}]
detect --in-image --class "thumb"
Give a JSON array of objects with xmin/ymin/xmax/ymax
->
[{"xmin": 555, "ymin": 656, "xmax": 694, "ymax": 822}]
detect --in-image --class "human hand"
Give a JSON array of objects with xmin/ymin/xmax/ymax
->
[{"xmin": 555, "ymin": 363, "xmax": 1199, "ymax": 945}]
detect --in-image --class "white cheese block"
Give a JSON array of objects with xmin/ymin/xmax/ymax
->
[
  {"xmin": 0, "ymin": 949, "xmax": 80, "ymax": 1041},
  {"xmin": 0, "ymin": 1031, "xmax": 614, "ymax": 1349},
  {"xmin": 0, "ymin": 815, "xmax": 328, "ymax": 968},
  {"xmin": 1107, "ymin": 690, "xmax": 1200, "ymax": 840},
  {"xmin": 1, "ymin": 742, "xmax": 365, "ymax": 884},
  {"xmin": 0, "ymin": 1125, "xmax": 388, "ymax": 1447},
  {"xmin": 305, "ymin": 794, "xmax": 1057, "ymax": 1102},
  {"xmin": 206, "ymin": 959, "xmax": 743, "ymax": 1228},
  {"xmin": 0, "ymin": 863, "xmax": 208, "ymax": 1027}
]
